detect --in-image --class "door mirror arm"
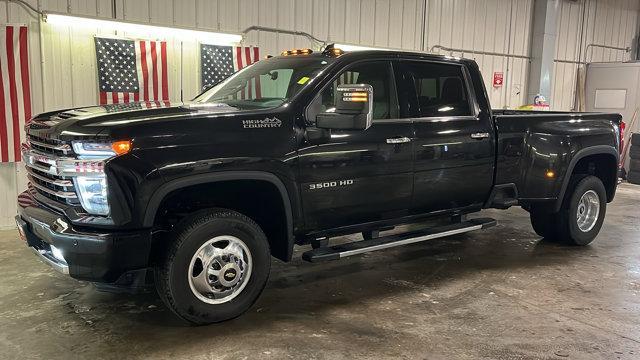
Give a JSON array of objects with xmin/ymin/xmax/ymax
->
[{"xmin": 305, "ymin": 127, "xmax": 331, "ymax": 144}]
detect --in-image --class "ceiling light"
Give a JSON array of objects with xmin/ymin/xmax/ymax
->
[
  {"xmin": 44, "ymin": 12, "xmax": 242, "ymax": 45},
  {"xmin": 334, "ymin": 43, "xmax": 392, "ymax": 52}
]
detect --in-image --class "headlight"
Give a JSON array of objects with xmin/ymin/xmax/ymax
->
[
  {"xmin": 72, "ymin": 140, "xmax": 131, "ymax": 157},
  {"xmin": 74, "ymin": 175, "xmax": 109, "ymax": 216},
  {"xmin": 69, "ymin": 140, "xmax": 130, "ymax": 216}
]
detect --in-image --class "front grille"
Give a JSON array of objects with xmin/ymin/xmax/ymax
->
[
  {"xmin": 28, "ymin": 134, "xmax": 72, "ymax": 157},
  {"xmin": 25, "ymin": 135, "xmax": 79, "ymax": 205},
  {"xmin": 25, "ymin": 166, "xmax": 79, "ymax": 205}
]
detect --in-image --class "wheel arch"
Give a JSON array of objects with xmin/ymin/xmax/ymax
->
[
  {"xmin": 145, "ymin": 171, "xmax": 296, "ymax": 261},
  {"xmin": 554, "ymin": 145, "xmax": 619, "ymax": 212}
]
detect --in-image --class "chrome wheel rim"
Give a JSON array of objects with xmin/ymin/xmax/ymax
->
[
  {"xmin": 187, "ymin": 235, "xmax": 252, "ymax": 304},
  {"xmin": 576, "ymin": 190, "xmax": 600, "ymax": 233}
]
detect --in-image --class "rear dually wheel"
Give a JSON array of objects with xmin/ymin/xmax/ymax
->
[{"xmin": 529, "ymin": 175, "xmax": 607, "ymax": 246}]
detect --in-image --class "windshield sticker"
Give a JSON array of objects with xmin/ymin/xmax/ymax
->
[
  {"xmin": 297, "ymin": 76, "xmax": 310, "ymax": 85},
  {"xmin": 243, "ymin": 117, "xmax": 282, "ymax": 129}
]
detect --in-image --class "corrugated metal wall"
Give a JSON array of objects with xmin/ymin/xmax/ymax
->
[
  {"xmin": 0, "ymin": 0, "xmax": 540, "ymax": 114},
  {"xmin": 0, "ymin": 0, "xmax": 638, "ymax": 227},
  {"xmin": 553, "ymin": 0, "xmax": 640, "ymax": 110},
  {"xmin": 426, "ymin": 0, "xmax": 533, "ymax": 109}
]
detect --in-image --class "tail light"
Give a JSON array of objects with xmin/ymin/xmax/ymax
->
[{"xmin": 620, "ymin": 121, "xmax": 625, "ymax": 156}]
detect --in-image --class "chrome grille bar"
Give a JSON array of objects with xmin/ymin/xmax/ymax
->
[
  {"xmin": 24, "ymin": 161, "xmax": 55, "ymax": 175},
  {"xmin": 23, "ymin": 135, "xmax": 80, "ymax": 204},
  {"xmin": 25, "ymin": 167, "xmax": 73, "ymax": 187},
  {"xmin": 28, "ymin": 179, "xmax": 77, "ymax": 199},
  {"xmin": 29, "ymin": 138, "xmax": 72, "ymax": 153}
]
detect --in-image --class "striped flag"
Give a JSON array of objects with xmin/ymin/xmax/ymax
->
[
  {"xmin": 337, "ymin": 71, "xmax": 358, "ymax": 85},
  {"xmin": 200, "ymin": 44, "xmax": 260, "ymax": 99},
  {"xmin": 0, "ymin": 25, "xmax": 31, "ymax": 163},
  {"xmin": 95, "ymin": 36, "xmax": 169, "ymax": 105}
]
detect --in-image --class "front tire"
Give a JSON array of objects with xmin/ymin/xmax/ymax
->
[{"xmin": 155, "ymin": 209, "xmax": 271, "ymax": 325}]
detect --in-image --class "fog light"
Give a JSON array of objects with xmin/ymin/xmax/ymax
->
[{"xmin": 50, "ymin": 245, "xmax": 66, "ymax": 263}]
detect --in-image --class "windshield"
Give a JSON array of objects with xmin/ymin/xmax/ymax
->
[{"xmin": 193, "ymin": 56, "xmax": 336, "ymax": 110}]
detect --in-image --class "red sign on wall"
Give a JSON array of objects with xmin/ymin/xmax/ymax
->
[{"xmin": 493, "ymin": 72, "xmax": 504, "ymax": 87}]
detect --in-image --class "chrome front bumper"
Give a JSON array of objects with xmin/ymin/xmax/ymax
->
[
  {"xmin": 16, "ymin": 191, "xmax": 153, "ymax": 283},
  {"xmin": 16, "ymin": 215, "xmax": 69, "ymax": 275},
  {"xmin": 29, "ymin": 246, "xmax": 69, "ymax": 275}
]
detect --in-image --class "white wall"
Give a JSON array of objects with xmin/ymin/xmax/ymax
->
[
  {"xmin": 553, "ymin": 0, "xmax": 640, "ymax": 110},
  {"xmin": 1, "ymin": 0, "xmax": 636, "ymax": 112},
  {"xmin": 0, "ymin": 0, "xmax": 638, "ymax": 227}
]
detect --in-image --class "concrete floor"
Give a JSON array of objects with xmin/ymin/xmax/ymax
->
[{"xmin": 1, "ymin": 184, "xmax": 640, "ymax": 360}]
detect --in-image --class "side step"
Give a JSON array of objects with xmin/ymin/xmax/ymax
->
[{"xmin": 302, "ymin": 217, "xmax": 496, "ymax": 262}]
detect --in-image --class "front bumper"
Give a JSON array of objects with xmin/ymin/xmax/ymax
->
[{"xmin": 16, "ymin": 190, "xmax": 152, "ymax": 283}]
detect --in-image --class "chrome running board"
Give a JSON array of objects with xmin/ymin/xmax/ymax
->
[{"xmin": 302, "ymin": 217, "xmax": 496, "ymax": 262}]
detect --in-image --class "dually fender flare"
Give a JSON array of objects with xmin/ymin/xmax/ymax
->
[
  {"xmin": 143, "ymin": 171, "xmax": 296, "ymax": 258},
  {"xmin": 553, "ymin": 145, "xmax": 619, "ymax": 212}
]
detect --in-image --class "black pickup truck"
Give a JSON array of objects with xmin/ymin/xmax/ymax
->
[{"xmin": 16, "ymin": 46, "xmax": 623, "ymax": 325}]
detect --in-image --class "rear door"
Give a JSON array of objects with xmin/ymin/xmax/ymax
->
[
  {"xmin": 299, "ymin": 60, "xmax": 414, "ymax": 231},
  {"xmin": 395, "ymin": 60, "xmax": 494, "ymax": 213}
]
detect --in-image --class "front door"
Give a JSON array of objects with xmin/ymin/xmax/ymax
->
[
  {"xmin": 298, "ymin": 60, "xmax": 414, "ymax": 231},
  {"xmin": 395, "ymin": 60, "xmax": 494, "ymax": 214}
]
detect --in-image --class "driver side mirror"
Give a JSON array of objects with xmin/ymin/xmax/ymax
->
[{"xmin": 316, "ymin": 84, "xmax": 373, "ymax": 130}]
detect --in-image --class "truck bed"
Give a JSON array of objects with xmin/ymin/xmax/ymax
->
[
  {"xmin": 492, "ymin": 109, "xmax": 622, "ymax": 204},
  {"xmin": 492, "ymin": 109, "xmax": 621, "ymax": 117}
]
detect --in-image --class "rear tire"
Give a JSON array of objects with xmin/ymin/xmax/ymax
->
[
  {"xmin": 628, "ymin": 171, "xmax": 640, "ymax": 185},
  {"xmin": 155, "ymin": 209, "xmax": 271, "ymax": 325},
  {"xmin": 529, "ymin": 176, "xmax": 606, "ymax": 245},
  {"xmin": 554, "ymin": 176, "xmax": 607, "ymax": 245},
  {"xmin": 529, "ymin": 209, "xmax": 555, "ymax": 238}
]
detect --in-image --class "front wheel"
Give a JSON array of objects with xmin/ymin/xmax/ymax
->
[
  {"xmin": 155, "ymin": 209, "xmax": 271, "ymax": 325},
  {"xmin": 535, "ymin": 175, "xmax": 607, "ymax": 246}
]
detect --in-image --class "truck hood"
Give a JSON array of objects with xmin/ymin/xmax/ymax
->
[{"xmin": 27, "ymin": 101, "xmax": 243, "ymax": 140}]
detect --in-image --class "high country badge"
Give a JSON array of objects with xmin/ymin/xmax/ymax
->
[{"xmin": 243, "ymin": 117, "xmax": 282, "ymax": 129}]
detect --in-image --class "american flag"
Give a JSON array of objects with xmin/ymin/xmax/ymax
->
[
  {"xmin": 200, "ymin": 44, "xmax": 260, "ymax": 99},
  {"xmin": 95, "ymin": 36, "xmax": 169, "ymax": 105},
  {"xmin": 337, "ymin": 71, "xmax": 358, "ymax": 85},
  {"xmin": 103, "ymin": 101, "xmax": 172, "ymax": 113},
  {"xmin": 0, "ymin": 25, "xmax": 31, "ymax": 163}
]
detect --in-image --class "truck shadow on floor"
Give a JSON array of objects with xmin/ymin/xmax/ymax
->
[
  {"xmin": 86, "ymin": 224, "xmax": 594, "ymax": 333},
  {"xmin": 30, "ymin": 221, "xmax": 606, "ymax": 357}
]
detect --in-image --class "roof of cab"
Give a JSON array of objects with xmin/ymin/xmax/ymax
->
[{"xmin": 274, "ymin": 49, "xmax": 476, "ymax": 65}]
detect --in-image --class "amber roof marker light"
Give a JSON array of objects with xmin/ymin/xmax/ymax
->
[
  {"xmin": 280, "ymin": 48, "xmax": 313, "ymax": 56},
  {"xmin": 322, "ymin": 44, "xmax": 345, "ymax": 57}
]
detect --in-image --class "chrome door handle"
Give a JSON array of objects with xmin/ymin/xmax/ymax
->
[
  {"xmin": 470, "ymin": 132, "xmax": 490, "ymax": 139},
  {"xmin": 386, "ymin": 137, "xmax": 412, "ymax": 144}
]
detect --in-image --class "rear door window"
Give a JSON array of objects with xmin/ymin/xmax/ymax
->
[{"xmin": 398, "ymin": 61, "xmax": 474, "ymax": 118}]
